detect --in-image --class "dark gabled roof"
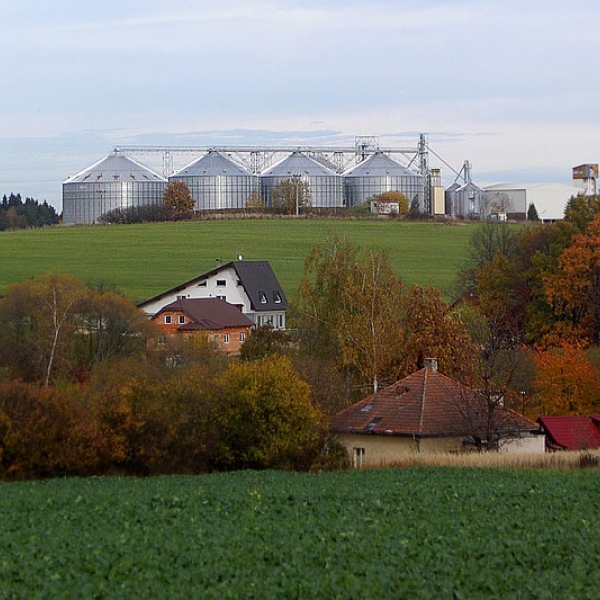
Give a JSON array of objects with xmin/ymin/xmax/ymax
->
[
  {"xmin": 154, "ymin": 298, "xmax": 253, "ymax": 331},
  {"xmin": 331, "ymin": 366, "xmax": 538, "ymax": 438},
  {"xmin": 138, "ymin": 260, "xmax": 288, "ymax": 312},
  {"xmin": 231, "ymin": 260, "xmax": 288, "ymax": 312},
  {"xmin": 538, "ymin": 415, "xmax": 600, "ymax": 451}
]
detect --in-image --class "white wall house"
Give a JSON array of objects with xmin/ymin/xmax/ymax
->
[{"xmin": 138, "ymin": 260, "xmax": 288, "ymax": 330}]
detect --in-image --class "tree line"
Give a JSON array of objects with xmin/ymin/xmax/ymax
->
[
  {"xmin": 2, "ymin": 196, "xmax": 600, "ymax": 478},
  {"xmin": 0, "ymin": 194, "xmax": 60, "ymax": 230}
]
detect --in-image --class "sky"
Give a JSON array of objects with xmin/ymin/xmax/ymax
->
[{"xmin": 2, "ymin": 0, "xmax": 600, "ymax": 212}]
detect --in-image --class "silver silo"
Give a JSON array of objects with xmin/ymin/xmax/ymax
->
[
  {"xmin": 169, "ymin": 150, "xmax": 257, "ymax": 211},
  {"xmin": 62, "ymin": 152, "xmax": 167, "ymax": 225},
  {"xmin": 260, "ymin": 151, "xmax": 343, "ymax": 209},
  {"xmin": 343, "ymin": 152, "xmax": 423, "ymax": 208}
]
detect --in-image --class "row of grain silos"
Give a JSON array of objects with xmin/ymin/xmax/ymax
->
[{"xmin": 62, "ymin": 150, "xmax": 423, "ymax": 224}]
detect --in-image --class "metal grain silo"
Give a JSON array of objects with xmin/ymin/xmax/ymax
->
[
  {"xmin": 260, "ymin": 151, "xmax": 343, "ymax": 209},
  {"xmin": 62, "ymin": 152, "xmax": 167, "ymax": 224},
  {"xmin": 343, "ymin": 152, "xmax": 423, "ymax": 208},
  {"xmin": 169, "ymin": 150, "xmax": 257, "ymax": 211}
]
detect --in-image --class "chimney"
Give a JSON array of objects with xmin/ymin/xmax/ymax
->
[{"xmin": 424, "ymin": 358, "xmax": 438, "ymax": 373}]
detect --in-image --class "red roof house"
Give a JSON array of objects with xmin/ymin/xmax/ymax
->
[
  {"xmin": 152, "ymin": 297, "xmax": 254, "ymax": 355},
  {"xmin": 537, "ymin": 415, "xmax": 600, "ymax": 451},
  {"xmin": 331, "ymin": 359, "xmax": 543, "ymax": 467}
]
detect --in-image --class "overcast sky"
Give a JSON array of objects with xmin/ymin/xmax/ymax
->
[{"xmin": 2, "ymin": 0, "xmax": 599, "ymax": 211}]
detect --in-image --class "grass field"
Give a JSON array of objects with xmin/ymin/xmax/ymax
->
[
  {"xmin": 0, "ymin": 219, "xmax": 476, "ymax": 302},
  {"xmin": 1, "ymin": 468, "xmax": 599, "ymax": 598}
]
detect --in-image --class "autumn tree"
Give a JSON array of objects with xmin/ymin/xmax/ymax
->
[
  {"xmin": 0, "ymin": 274, "xmax": 157, "ymax": 385},
  {"xmin": 533, "ymin": 344, "xmax": 600, "ymax": 415},
  {"xmin": 163, "ymin": 180, "xmax": 195, "ymax": 220},
  {"xmin": 397, "ymin": 286, "xmax": 477, "ymax": 382},
  {"xmin": 544, "ymin": 214, "xmax": 600, "ymax": 345},
  {"xmin": 271, "ymin": 178, "xmax": 311, "ymax": 215},
  {"xmin": 293, "ymin": 236, "xmax": 404, "ymax": 392},
  {"xmin": 245, "ymin": 190, "xmax": 265, "ymax": 209},
  {"xmin": 211, "ymin": 356, "xmax": 325, "ymax": 470},
  {"xmin": 370, "ymin": 191, "xmax": 409, "ymax": 215}
]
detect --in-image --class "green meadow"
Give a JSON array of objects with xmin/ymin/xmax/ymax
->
[{"xmin": 0, "ymin": 219, "xmax": 475, "ymax": 302}]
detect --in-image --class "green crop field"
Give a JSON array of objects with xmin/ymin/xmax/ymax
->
[
  {"xmin": 1, "ymin": 468, "xmax": 598, "ymax": 598},
  {"xmin": 0, "ymin": 219, "xmax": 477, "ymax": 302}
]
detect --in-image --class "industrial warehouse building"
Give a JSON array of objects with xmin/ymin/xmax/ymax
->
[
  {"xmin": 61, "ymin": 139, "xmax": 597, "ymax": 225},
  {"xmin": 62, "ymin": 139, "xmax": 430, "ymax": 224}
]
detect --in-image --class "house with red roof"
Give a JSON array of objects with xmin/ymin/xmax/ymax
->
[
  {"xmin": 537, "ymin": 415, "xmax": 600, "ymax": 451},
  {"xmin": 331, "ymin": 359, "xmax": 543, "ymax": 468},
  {"xmin": 152, "ymin": 297, "xmax": 254, "ymax": 355}
]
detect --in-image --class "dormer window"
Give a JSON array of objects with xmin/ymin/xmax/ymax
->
[
  {"xmin": 259, "ymin": 292, "xmax": 268, "ymax": 304},
  {"xmin": 273, "ymin": 292, "xmax": 282, "ymax": 304}
]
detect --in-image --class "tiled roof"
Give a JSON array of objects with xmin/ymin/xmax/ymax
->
[
  {"xmin": 538, "ymin": 415, "xmax": 600, "ymax": 451},
  {"xmin": 156, "ymin": 298, "xmax": 253, "ymax": 331},
  {"xmin": 331, "ymin": 366, "xmax": 538, "ymax": 438}
]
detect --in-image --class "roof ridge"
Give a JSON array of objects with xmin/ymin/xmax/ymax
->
[{"xmin": 418, "ymin": 368, "xmax": 427, "ymax": 433}]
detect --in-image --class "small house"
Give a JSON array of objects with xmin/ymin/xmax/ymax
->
[{"xmin": 331, "ymin": 359, "xmax": 543, "ymax": 468}]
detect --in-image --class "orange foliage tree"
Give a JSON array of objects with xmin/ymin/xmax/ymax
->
[
  {"xmin": 544, "ymin": 215, "xmax": 600, "ymax": 345},
  {"xmin": 533, "ymin": 344, "xmax": 600, "ymax": 415}
]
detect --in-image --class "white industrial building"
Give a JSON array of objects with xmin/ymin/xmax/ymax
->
[{"xmin": 482, "ymin": 182, "xmax": 585, "ymax": 221}]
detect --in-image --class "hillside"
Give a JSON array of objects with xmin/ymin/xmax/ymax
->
[{"xmin": 0, "ymin": 219, "xmax": 476, "ymax": 302}]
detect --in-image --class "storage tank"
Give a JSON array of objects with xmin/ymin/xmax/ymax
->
[
  {"xmin": 169, "ymin": 150, "xmax": 257, "ymax": 211},
  {"xmin": 343, "ymin": 152, "xmax": 423, "ymax": 208},
  {"xmin": 62, "ymin": 152, "xmax": 167, "ymax": 225},
  {"xmin": 260, "ymin": 151, "xmax": 343, "ymax": 209}
]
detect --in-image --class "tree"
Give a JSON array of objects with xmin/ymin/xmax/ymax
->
[
  {"xmin": 293, "ymin": 236, "xmax": 404, "ymax": 392},
  {"xmin": 245, "ymin": 190, "xmax": 265, "ymax": 209},
  {"xmin": 527, "ymin": 203, "xmax": 540, "ymax": 222},
  {"xmin": 563, "ymin": 194, "xmax": 600, "ymax": 233},
  {"xmin": 397, "ymin": 286, "xmax": 477, "ymax": 382},
  {"xmin": 544, "ymin": 215, "xmax": 600, "ymax": 345},
  {"xmin": 533, "ymin": 344, "xmax": 600, "ymax": 415},
  {"xmin": 211, "ymin": 356, "xmax": 325, "ymax": 470},
  {"xmin": 0, "ymin": 273, "xmax": 157, "ymax": 385},
  {"xmin": 163, "ymin": 180, "xmax": 195, "ymax": 220},
  {"xmin": 370, "ymin": 191, "xmax": 409, "ymax": 215},
  {"xmin": 271, "ymin": 178, "xmax": 311, "ymax": 215}
]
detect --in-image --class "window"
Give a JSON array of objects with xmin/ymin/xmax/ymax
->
[
  {"xmin": 353, "ymin": 448, "xmax": 365, "ymax": 469},
  {"xmin": 157, "ymin": 336, "xmax": 167, "ymax": 346},
  {"xmin": 216, "ymin": 295, "xmax": 226, "ymax": 301},
  {"xmin": 164, "ymin": 315, "xmax": 172, "ymax": 324},
  {"xmin": 273, "ymin": 291, "xmax": 282, "ymax": 304},
  {"xmin": 216, "ymin": 279, "xmax": 226, "ymax": 287},
  {"xmin": 259, "ymin": 292, "xmax": 268, "ymax": 304},
  {"xmin": 240, "ymin": 332, "xmax": 246, "ymax": 342},
  {"xmin": 178, "ymin": 315, "xmax": 185, "ymax": 325},
  {"xmin": 198, "ymin": 281, "xmax": 207, "ymax": 287},
  {"xmin": 223, "ymin": 333, "xmax": 230, "ymax": 344}
]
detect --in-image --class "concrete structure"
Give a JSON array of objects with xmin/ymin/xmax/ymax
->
[
  {"xmin": 139, "ymin": 260, "xmax": 288, "ymax": 330},
  {"xmin": 169, "ymin": 150, "xmax": 257, "ymax": 211},
  {"xmin": 62, "ymin": 152, "xmax": 167, "ymax": 224}
]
